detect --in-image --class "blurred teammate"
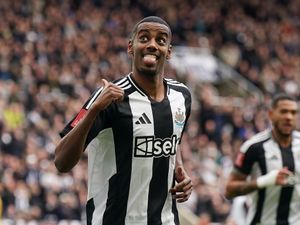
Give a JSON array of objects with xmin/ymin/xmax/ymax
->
[
  {"xmin": 225, "ymin": 93, "xmax": 300, "ymax": 225},
  {"xmin": 54, "ymin": 16, "xmax": 193, "ymax": 225},
  {"xmin": 0, "ymin": 196, "xmax": 2, "ymax": 222}
]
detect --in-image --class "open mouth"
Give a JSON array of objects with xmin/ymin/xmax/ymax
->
[{"xmin": 143, "ymin": 54, "xmax": 158, "ymax": 66}]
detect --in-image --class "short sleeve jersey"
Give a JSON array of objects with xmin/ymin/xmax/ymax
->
[
  {"xmin": 234, "ymin": 130, "xmax": 300, "ymax": 225},
  {"xmin": 60, "ymin": 73, "xmax": 192, "ymax": 225}
]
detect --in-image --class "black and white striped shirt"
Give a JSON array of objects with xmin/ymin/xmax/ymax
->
[
  {"xmin": 234, "ymin": 130, "xmax": 300, "ymax": 225},
  {"xmin": 60, "ymin": 73, "xmax": 191, "ymax": 225}
]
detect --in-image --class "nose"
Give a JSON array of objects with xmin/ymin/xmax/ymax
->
[
  {"xmin": 147, "ymin": 38, "xmax": 158, "ymax": 51},
  {"xmin": 285, "ymin": 111, "xmax": 295, "ymax": 120}
]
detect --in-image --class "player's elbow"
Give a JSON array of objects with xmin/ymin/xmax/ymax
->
[
  {"xmin": 224, "ymin": 185, "xmax": 235, "ymax": 200},
  {"xmin": 54, "ymin": 155, "xmax": 72, "ymax": 173},
  {"xmin": 54, "ymin": 160, "xmax": 67, "ymax": 173}
]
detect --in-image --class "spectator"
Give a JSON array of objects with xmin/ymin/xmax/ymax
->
[{"xmin": 0, "ymin": 0, "xmax": 300, "ymax": 224}]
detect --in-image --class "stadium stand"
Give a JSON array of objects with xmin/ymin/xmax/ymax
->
[{"xmin": 0, "ymin": 0, "xmax": 300, "ymax": 224}]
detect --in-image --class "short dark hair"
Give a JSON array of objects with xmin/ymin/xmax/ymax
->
[
  {"xmin": 130, "ymin": 16, "xmax": 171, "ymax": 40},
  {"xmin": 271, "ymin": 93, "xmax": 297, "ymax": 108}
]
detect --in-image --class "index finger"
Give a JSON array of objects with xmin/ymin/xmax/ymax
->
[
  {"xmin": 174, "ymin": 178, "xmax": 192, "ymax": 190},
  {"xmin": 281, "ymin": 167, "xmax": 293, "ymax": 175}
]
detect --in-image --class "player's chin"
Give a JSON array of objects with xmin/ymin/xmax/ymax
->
[
  {"xmin": 140, "ymin": 68, "xmax": 157, "ymax": 77},
  {"xmin": 280, "ymin": 128, "xmax": 293, "ymax": 136}
]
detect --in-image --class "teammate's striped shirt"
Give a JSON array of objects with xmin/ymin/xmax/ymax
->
[
  {"xmin": 234, "ymin": 129, "xmax": 300, "ymax": 225},
  {"xmin": 60, "ymin": 73, "xmax": 192, "ymax": 225}
]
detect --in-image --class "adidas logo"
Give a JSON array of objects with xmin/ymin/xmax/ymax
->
[
  {"xmin": 135, "ymin": 113, "xmax": 151, "ymax": 124},
  {"xmin": 270, "ymin": 155, "xmax": 278, "ymax": 160}
]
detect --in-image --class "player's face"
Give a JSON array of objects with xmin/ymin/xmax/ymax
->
[
  {"xmin": 128, "ymin": 22, "xmax": 172, "ymax": 77},
  {"xmin": 269, "ymin": 100, "xmax": 298, "ymax": 137}
]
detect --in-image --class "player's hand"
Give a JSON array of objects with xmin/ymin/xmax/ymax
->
[
  {"xmin": 257, "ymin": 167, "xmax": 294, "ymax": 188},
  {"xmin": 93, "ymin": 79, "xmax": 124, "ymax": 111},
  {"xmin": 169, "ymin": 166, "xmax": 193, "ymax": 203},
  {"xmin": 277, "ymin": 167, "xmax": 294, "ymax": 186}
]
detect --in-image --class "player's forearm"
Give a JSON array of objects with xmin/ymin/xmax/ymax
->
[
  {"xmin": 175, "ymin": 145, "xmax": 183, "ymax": 167},
  {"xmin": 225, "ymin": 180, "xmax": 257, "ymax": 199},
  {"xmin": 54, "ymin": 106, "xmax": 99, "ymax": 172}
]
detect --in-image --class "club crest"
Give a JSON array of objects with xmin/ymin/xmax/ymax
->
[{"xmin": 175, "ymin": 108, "xmax": 185, "ymax": 127}]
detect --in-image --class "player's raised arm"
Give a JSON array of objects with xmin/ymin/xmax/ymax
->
[{"xmin": 54, "ymin": 79, "xmax": 124, "ymax": 172}]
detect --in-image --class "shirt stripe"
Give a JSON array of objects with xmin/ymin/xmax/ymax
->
[
  {"xmin": 125, "ymin": 91, "xmax": 153, "ymax": 224},
  {"xmin": 276, "ymin": 146, "xmax": 295, "ymax": 224},
  {"xmin": 147, "ymin": 98, "xmax": 173, "ymax": 225}
]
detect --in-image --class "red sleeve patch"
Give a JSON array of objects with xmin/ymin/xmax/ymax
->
[
  {"xmin": 235, "ymin": 152, "xmax": 245, "ymax": 167},
  {"xmin": 71, "ymin": 109, "xmax": 87, "ymax": 128}
]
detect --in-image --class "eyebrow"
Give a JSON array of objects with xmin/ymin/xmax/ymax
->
[{"xmin": 137, "ymin": 29, "xmax": 169, "ymax": 37}]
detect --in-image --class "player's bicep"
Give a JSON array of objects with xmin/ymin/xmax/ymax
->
[
  {"xmin": 59, "ymin": 87, "xmax": 103, "ymax": 138},
  {"xmin": 234, "ymin": 145, "xmax": 258, "ymax": 175}
]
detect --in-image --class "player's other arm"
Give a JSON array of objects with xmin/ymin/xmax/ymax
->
[
  {"xmin": 170, "ymin": 146, "xmax": 193, "ymax": 202},
  {"xmin": 54, "ymin": 105, "xmax": 100, "ymax": 173},
  {"xmin": 54, "ymin": 79, "xmax": 124, "ymax": 173},
  {"xmin": 225, "ymin": 170, "xmax": 257, "ymax": 199},
  {"xmin": 225, "ymin": 167, "xmax": 293, "ymax": 199}
]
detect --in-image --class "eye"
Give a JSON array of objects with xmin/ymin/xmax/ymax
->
[
  {"xmin": 139, "ymin": 35, "xmax": 149, "ymax": 42},
  {"xmin": 157, "ymin": 37, "xmax": 167, "ymax": 45}
]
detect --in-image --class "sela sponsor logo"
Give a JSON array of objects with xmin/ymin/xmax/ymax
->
[{"xmin": 134, "ymin": 134, "xmax": 179, "ymax": 157}]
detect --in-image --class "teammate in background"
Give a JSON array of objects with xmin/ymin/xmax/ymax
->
[
  {"xmin": 225, "ymin": 93, "xmax": 300, "ymax": 225},
  {"xmin": 0, "ymin": 196, "xmax": 2, "ymax": 223},
  {"xmin": 54, "ymin": 16, "xmax": 193, "ymax": 225}
]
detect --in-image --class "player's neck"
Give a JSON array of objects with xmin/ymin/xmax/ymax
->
[
  {"xmin": 272, "ymin": 130, "xmax": 292, "ymax": 148},
  {"xmin": 131, "ymin": 72, "xmax": 165, "ymax": 102}
]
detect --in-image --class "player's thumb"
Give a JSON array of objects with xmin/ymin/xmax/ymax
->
[
  {"xmin": 176, "ymin": 167, "xmax": 185, "ymax": 182},
  {"xmin": 101, "ymin": 79, "xmax": 109, "ymax": 88}
]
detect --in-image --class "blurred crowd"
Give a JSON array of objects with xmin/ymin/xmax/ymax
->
[{"xmin": 0, "ymin": 0, "xmax": 300, "ymax": 224}]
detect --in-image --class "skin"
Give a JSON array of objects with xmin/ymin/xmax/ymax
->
[
  {"xmin": 171, "ymin": 148, "xmax": 193, "ymax": 202},
  {"xmin": 54, "ymin": 79, "xmax": 124, "ymax": 173},
  {"xmin": 269, "ymin": 100, "xmax": 298, "ymax": 147},
  {"xmin": 54, "ymin": 21, "xmax": 192, "ymax": 202},
  {"xmin": 225, "ymin": 99, "xmax": 298, "ymax": 199},
  {"xmin": 128, "ymin": 22, "xmax": 172, "ymax": 102}
]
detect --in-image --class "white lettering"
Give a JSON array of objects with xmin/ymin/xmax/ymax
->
[
  {"xmin": 134, "ymin": 135, "xmax": 179, "ymax": 157},
  {"xmin": 162, "ymin": 140, "xmax": 172, "ymax": 155},
  {"xmin": 153, "ymin": 140, "xmax": 162, "ymax": 155}
]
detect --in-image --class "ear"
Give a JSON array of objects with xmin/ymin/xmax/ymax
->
[
  {"xmin": 166, "ymin": 44, "xmax": 172, "ymax": 60},
  {"xmin": 268, "ymin": 109, "xmax": 273, "ymax": 121},
  {"xmin": 128, "ymin": 40, "xmax": 133, "ymax": 55}
]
